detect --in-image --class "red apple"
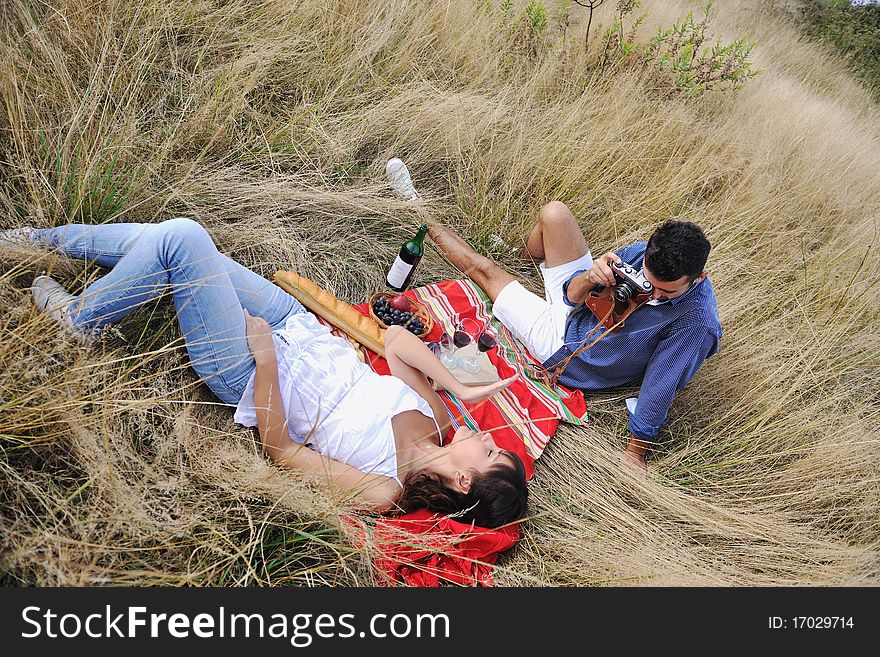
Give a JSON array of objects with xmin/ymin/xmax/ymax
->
[{"xmin": 388, "ymin": 294, "xmax": 411, "ymax": 311}]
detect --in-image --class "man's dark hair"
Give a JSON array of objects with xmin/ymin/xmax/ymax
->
[{"xmin": 644, "ymin": 220, "xmax": 711, "ymax": 282}]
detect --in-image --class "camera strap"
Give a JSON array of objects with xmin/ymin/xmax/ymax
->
[
  {"xmin": 529, "ymin": 296, "xmax": 650, "ymax": 390},
  {"xmin": 524, "ymin": 244, "xmax": 650, "ymax": 390}
]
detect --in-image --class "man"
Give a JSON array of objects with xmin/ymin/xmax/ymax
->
[{"xmin": 428, "ymin": 201, "xmax": 721, "ymax": 468}]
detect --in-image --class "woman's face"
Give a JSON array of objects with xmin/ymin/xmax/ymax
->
[{"xmin": 448, "ymin": 426, "xmax": 512, "ymax": 474}]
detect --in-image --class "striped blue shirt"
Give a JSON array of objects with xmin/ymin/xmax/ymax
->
[{"xmin": 543, "ymin": 241, "xmax": 722, "ymax": 442}]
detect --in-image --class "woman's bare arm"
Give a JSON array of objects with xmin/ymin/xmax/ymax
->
[
  {"xmin": 383, "ymin": 325, "xmax": 517, "ymax": 433},
  {"xmin": 244, "ymin": 309, "xmax": 400, "ymax": 511},
  {"xmin": 383, "ymin": 326, "xmax": 454, "ymax": 439}
]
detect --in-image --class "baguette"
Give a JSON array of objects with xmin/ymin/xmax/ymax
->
[{"xmin": 272, "ymin": 270, "xmax": 386, "ymax": 357}]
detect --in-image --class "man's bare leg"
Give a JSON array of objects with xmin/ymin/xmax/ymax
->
[
  {"xmin": 524, "ymin": 201, "xmax": 590, "ymax": 267},
  {"xmin": 426, "ymin": 219, "xmax": 515, "ymax": 303},
  {"xmin": 423, "ymin": 202, "xmax": 591, "ymax": 301}
]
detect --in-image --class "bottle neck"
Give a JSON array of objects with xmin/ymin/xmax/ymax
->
[{"xmin": 412, "ymin": 224, "xmax": 429, "ymax": 245}]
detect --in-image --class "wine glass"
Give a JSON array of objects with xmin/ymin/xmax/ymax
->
[
  {"xmin": 476, "ymin": 326, "xmax": 497, "ymax": 354},
  {"xmin": 454, "ymin": 318, "xmax": 482, "ymax": 374},
  {"xmin": 437, "ymin": 332, "xmax": 460, "ymax": 370}
]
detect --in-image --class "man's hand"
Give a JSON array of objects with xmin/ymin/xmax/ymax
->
[
  {"xmin": 586, "ymin": 251, "xmax": 623, "ymax": 288},
  {"xmin": 620, "ymin": 434, "xmax": 648, "ymax": 473},
  {"xmin": 565, "ymin": 251, "xmax": 623, "ymax": 305}
]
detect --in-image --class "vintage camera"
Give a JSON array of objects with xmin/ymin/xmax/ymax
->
[
  {"xmin": 608, "ymin": 261, "xmax": 653, "ymax": 302},
  {"xmin": 585, "ymin": 261, "xmax": 653, "ymax": 331}
]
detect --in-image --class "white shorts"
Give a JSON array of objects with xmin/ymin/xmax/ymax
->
[{"xmin": 493, "ymin": 251, "xmax": 594, "ymax": 363}]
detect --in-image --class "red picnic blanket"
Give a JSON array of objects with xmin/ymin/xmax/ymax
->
[{"xmin": 334, "ymin": 280, "xmax": 587, "ymax": 586}]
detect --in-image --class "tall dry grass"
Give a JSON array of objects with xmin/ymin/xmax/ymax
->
[{"xmin": 1, "ymin": 0, "xmax": 877, "ymax": 585}]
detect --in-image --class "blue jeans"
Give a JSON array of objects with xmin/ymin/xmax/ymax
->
[{"xmin": 31, "ymin": 218, "xmax": 306, "ymax": 404}]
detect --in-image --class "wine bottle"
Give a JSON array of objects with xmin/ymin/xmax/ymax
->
[{"xmin": 386, "ymin": 224, "xmax": 428, "ymax": 292}]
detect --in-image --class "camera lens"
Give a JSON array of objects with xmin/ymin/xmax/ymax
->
[{"xmin": 614, "ymin": 282, "xmax": 636, "ymax": 303}]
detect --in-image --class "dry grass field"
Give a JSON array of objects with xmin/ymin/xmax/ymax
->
[{"xmin": 1, "ymin": 0, "xmax": 878, "ymax": 586}]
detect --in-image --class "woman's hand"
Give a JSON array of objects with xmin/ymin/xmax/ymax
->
[
  {"xmin": 454, "ymin": 374, "xmax": 519, "ymax": 404},
  {"xmin": 243, "ymin": 308, "xmax": 275, "ymax": 363}
]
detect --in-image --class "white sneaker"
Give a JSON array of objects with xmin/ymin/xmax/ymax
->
[
  {"xmin": 0, "ymin": 227, "xmax": 36, "ymax": 249},
  {"xmin": 385, "ymin": 157, "xmax": 421, "ymax": 202},
  {"xmin": 31, "ymin": 274, "xmax": 97, "ymax": 346}
]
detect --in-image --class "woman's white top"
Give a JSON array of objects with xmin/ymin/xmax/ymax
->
[{"xmin": 234, "ymin": 312, "xmax": 440, "ymax": 487}]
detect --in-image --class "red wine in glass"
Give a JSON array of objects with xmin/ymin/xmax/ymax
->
[
  {"xmin": 477, "ymin": 332, "xmax": 496, "ymax": 352},
  {"xmin": 452, "ymin": 330, "xmax": 472, "ymax": 348}
]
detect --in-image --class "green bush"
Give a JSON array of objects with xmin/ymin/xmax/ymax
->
[
  {"xmin": 600, "ymin": 1, "xmax": 760, "ymax": 99},
  {"xmin": 799, "ymin": 0, "xmax": 880, "ymax": 98}
]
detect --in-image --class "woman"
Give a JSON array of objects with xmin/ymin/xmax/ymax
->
[{"xmin": 2, "ymin": 218, "xmax": 527, "ymax": 528}]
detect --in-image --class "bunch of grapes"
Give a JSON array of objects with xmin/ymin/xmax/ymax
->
[{"xmin": 372, "ymin": 295, "xmax": 425, "ymax": 335}]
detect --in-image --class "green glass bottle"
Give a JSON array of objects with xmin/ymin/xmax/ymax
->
[{"xmin": 386, "ymin": 224, "xmax": 428, "ymax": 292}]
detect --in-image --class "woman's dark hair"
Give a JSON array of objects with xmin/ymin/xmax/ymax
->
[
  {"xmin": 396, "ymin": 451, "xmax": 528, "ymax": 528},
  {"xmin": 644, "ymin": 220, "xmax": 711, "ymax": 281}
]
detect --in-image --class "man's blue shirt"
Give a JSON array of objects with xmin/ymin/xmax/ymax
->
[{"xmin": 543, "ymin": 241, "xmax": 722, "ymax": 442}]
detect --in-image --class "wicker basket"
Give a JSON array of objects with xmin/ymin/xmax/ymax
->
[{"xmin": 368, "ymin": 292, "xmax": 433, "ymax": 339}]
